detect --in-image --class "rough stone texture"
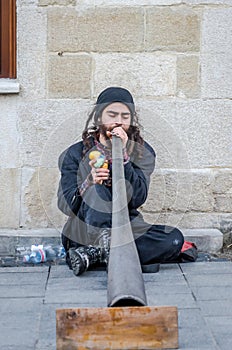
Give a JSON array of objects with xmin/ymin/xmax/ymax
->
[
  {"xmin": 0, "ymin": 169, "xmax": 21, "ymax": 228},
  {"xmin": 202, "ymin": 53, "xmax": 232, "ymax": 99},
  {"xmin": 48, "ymin": 7, "xmax": 144, "ymax": 52},
  {"xmin": 39, "ymin": 0, "xmax": 75, "ymax": 5},
  {"xmin": 0, "ymin": 0, "xmax": 231, "ymax": 235},
  {"xmin": 190, "ymin": 0, "xmax": 231, "ymax": 3},
  {"xmin": 214, "ymin": 195, "xmax": 232, "ymax": 213},
  {"xmin": 76, "ymin": 0, "xmax": 183, "ymax": 6},
  {"xmin": 142, "ymin": 212, "xmax": 232, "ymax": 236},
  {"xmin": 0, "ymin": 98, "xmax": 20, "ymax": 168},
  {"xmin": 177, "ymin": 55, "xmax": 200, "ymax": 98},
  {"xmin": 76, "ymin": 0, "xmax": 232, "ymax": 5},
  {"xmin": 144, "ymin": 170, "xmax": 214, "ymax": 213},
  {"xmin": 2, "ymin": 263, "xmax": 232, "ymax": 349},
  {"xmin": 145, "ymin": 7, "xmax": 200, "ymax": 52},
  {"xmin": 18, "ymin": 99, "xmax": 90, "ymax": 167},
  {"xmin": 48, "ymin": 54, "xmax": 91, "ymax": 98},
  {"xmin": 94, "ymin": 53, "xmax": 176, "ymax": 98},
  {"xmin": 17, "ymin": 5, "xmax": 47, "ymax": 99},
  {"xmin": 182, "ymin": 228, "xmax": 223, "ymax": 253},
  {"xmin": 201, "ymin": 8, "xmax": 232, "ymax": 99},
  {"xmin": 213, "ymin": 170, "xmax": 232, "ymax": 194},
  {"xmin": 20, "ymin": 167, "xmax": 65, "ymax": 229},
  {"xmin": 138, "ymin": 99, "xmax": 232, "ymax": 169}
]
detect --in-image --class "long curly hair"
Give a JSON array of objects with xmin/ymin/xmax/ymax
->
[{"xmin": 82, "ymin": 103, "xmax": 144, "ymax": 158}]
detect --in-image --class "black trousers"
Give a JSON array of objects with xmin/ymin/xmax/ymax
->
[{"xmin": 64, "ymin": 184, "xmax": 184, "ymax": 265}]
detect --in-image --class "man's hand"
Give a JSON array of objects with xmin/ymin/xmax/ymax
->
[
  {"xmin": 89, "ymin": 159, "xmax": 109, "ymax": 184},
  {"xmin": 111, "ymin": 126, "xmax": 128, "ymax": 148}
]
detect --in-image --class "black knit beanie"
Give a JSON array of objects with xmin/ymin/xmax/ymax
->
[{"xmin": 96, "ymin": 87, "xmax": 135, "ymax": 115}]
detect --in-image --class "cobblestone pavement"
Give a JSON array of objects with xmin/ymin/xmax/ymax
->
[{"xmin": 0, "ymin": 261, "xmax": 232, "ymax": 350}]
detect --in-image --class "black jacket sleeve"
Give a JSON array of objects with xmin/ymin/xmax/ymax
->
[
  {"xmin": 124, "ymin": 141, "xmax": 155, "ymax": 209},
  {"xmin": 57, "ymin": 142, "xmax": 84, "ymax": 216}
]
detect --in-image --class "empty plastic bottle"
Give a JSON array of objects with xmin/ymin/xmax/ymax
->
[
  {"xmin": 16, "ymin": 244, "xmax": 66, "ymax": 264},
  {"xmin": 44, "ymin": 245, "xmax": 66, "ymax": 261},
  {"xmin": 23, "ymin": 246, "xmax": 46, "ymax": 263}
]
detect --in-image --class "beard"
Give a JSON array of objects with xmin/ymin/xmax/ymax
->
[
  {"xmin": 98, "ymin": 124, "xmax": 133, "ymax": 149},
  {"xmin": 99, "ymin": 124, "xmax": 130, "ymax": 139}
]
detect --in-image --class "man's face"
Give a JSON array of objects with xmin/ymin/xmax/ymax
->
[{"xmin": 100, "ymin": 102, "xmax": 132, "ymax": 133}]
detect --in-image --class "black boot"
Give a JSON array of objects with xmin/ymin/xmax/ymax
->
[
  {"xmin": 95, "ymin": 228, "xmax": 111, "ymax": 265},
  {"xmin": 69, "ymin": 245, "xmax": 102, "ymax": 276}
]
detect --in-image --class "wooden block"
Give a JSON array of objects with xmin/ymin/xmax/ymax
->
[{"xmin": 56, "ymin": 306, "xmax": 178, "ymax": 350}]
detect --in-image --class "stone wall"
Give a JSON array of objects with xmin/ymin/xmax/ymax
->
[{"xmin": 0, "ymin": 0, "xmax": 231, "ymax": 235}]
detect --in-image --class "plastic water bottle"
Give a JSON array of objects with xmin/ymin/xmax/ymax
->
[
  {"xmin": 16, "ymin": 244, "xmax": 66, "ymax": 264},
  {"xmin": 23, "ymin": 249, "xmax": 46, "ymax": 263},
  {"xmin": 44, "ymin": 245, "xmax": 66, "ymax": 261},
  {"xmin": 23, "ymin": 245, "xmax": 46, "ymax": 263}
]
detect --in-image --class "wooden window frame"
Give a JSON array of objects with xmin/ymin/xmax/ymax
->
[{"xmin": 0, "ymin": 0, "xmax": 16, "ymax": 78}]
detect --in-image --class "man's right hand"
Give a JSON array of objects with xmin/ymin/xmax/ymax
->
[{"xmin": 89, "ymin": 159, "xmax": 110, "ymax": 184}]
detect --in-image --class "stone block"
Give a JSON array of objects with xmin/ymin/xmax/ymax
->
[
  {"xmin": 184, "ymin": 273, "xmax": 232, "ymax": 287},
  {"xmin": 214, "ymin": 195, "xmax": 232, "ymax": 213},
  {"xmin": 177, "ymin": 55, "xmax": 200, "ymax": 98},
  {"xmin": 213, "ymin": 170, "xmax": 232, "ymax": 194},
  {"xmin": 201, "ymin": 53, "xmax": 232, "ymax": 99},
  {"xmin": 201, "ymin": 8, "xmax": 232, "ymax": 98},
  {"xmin": 0, "ymin": 99, "xmax": 20, "ymax": 168},
  {"xmin": 76, "ymin": 0, "xmax": 183, "ymax": 6},
  {"xmin": 0, "ymin": 169, "xmax": 20, "ymax": 228},
  {"xmin": 180, "ymin": 261, "xmax": 232, "ymax": 275},
  {"xmin": 48, "ymin": 54, "xmax": 91, "ymax": 98},
  {"xmin": 94, "ymin": 53, "xmax": 176, "ymax": 99},
  {"xmin": 39, "ymin": 0, "xmax": 75, "ymax": 5},
  {"xmin": 202, "ymin": 8, "xmax": 232, "ymax": 55},
  {"xmin": 182, "ymin": 229, "xmax": 223, "ymax": 253},
  {"xmin": 138, "ymin": 101, "xmax": 192, "ymax": 170},
  {"xmin": 18, "ymin": 99, "xmax": 90, "ymax": 167},
  {"xmin": 145, "ymin": 7, "xmax": 200, "ymax": 52},
  {"xmin": 17, "ymin": 5, "xmax": 47, "ymax": 98},
  {"xmin": 186, "ymin": 0, "xmax": 232, "ymax": 3},
  {"xmin": 205, "ymin": 317, "xmax": 232, "ymax": 350},
  {"xmin": 48, "ymin": 7, "xmax": 144, "ymax": 52},
  {"xmin": 144, "ymin": 170, "xmax": 214, "ymax": 213},
  {"xmin": 149, "ymin": 99, "xmax": 232, "ymax": 168},
  {"xmin": 0, "ymin": 228, "xmax": 62, "ymax": 255},
  {"xmin": 191, "ymin": 286, "xmax": 232, "ymax": 301},
  {"xmin": 141, "ymin": 211, "xmax": 228, "ymax": 232},
  {"xmin": 20, "ymin": 167, "xmax": 65, "ymax": 229}
]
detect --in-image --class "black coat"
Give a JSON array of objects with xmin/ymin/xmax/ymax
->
[{"xmin": 57, "ymin": 139, "xmax": 156, "ymax": 247}]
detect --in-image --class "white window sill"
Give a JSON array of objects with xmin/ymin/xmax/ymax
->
[{"xmin": 0, "ymin": 79, "xmax": 20, "ymax": 94}]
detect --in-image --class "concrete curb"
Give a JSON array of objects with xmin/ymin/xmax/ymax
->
[
  {"xmin": 0, "ymin": 228, "xmax": 223, "ymax": 256},
  {"xmin": 182, "ymin": 228, "xmax": 223, "ymax": 253}
]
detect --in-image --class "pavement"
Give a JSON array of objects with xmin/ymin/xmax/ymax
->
[{"xmin": 0, "ymin": 259, "xmax": 232, "ymax": 350}]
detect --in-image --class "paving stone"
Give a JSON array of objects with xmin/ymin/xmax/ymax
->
[
  {"xmin": 0, "ymin": 271, "xmax": 48, "ymax": 285},
  {"xmin": 0, "ymin": 298, "xmax": 42, "ymax": 313},
  {"xmin": 45, "ymin": 288, "xmax": 107, "ymax": 305},
  {"xmin": 146, "ymin": 283, "xmax": 191, "ymax": 295},
  {"xmin": 0, "ymin": 284, "xmax": 46, "ymax": 298},
  {"xmin": 178, "ymin": 327, "xmax": 217, "ymax": 349},
  {"xmin": 198, "ymin": 301, "xmax": 232, "ymax": 317},
  {"xmin": 0, "ymin": 263, "xmax": 231, "ymax": 349},
  {"xmin": 0, "ymin": 326, "xmax": 39, "ymax": 348},
  {"xmin": 147, "ymin": 292, "xmax": 197, "ymax": 308},
  {"xmin": 36, "ymin": 305, "xmax": 56, "ymax": 350},
  {"xmin": 191, "ymin": 286, "xmax": 232, "ymax": 301},
  {"xmin": 185, "ymin": 274, "xmax": 232, "ymax": 287},
  {"xmin": 205, "ymin": 316, "xmax": 232, "ymax": 350},
  {"xmin": 178, "ymin": 309, "xmax": 217, "ymax": 349},
  {"xmin": 180, "ymin": 261, "xmax": 232, "ymax": 274},
  {"xmin": 0, "ymin": 265, "xmax": 49, "ymax": 273}
]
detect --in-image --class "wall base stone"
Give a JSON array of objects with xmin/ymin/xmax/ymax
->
[{"xmin": 0, "ymin": 227, "xmax": 223, "ymax": 256}]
